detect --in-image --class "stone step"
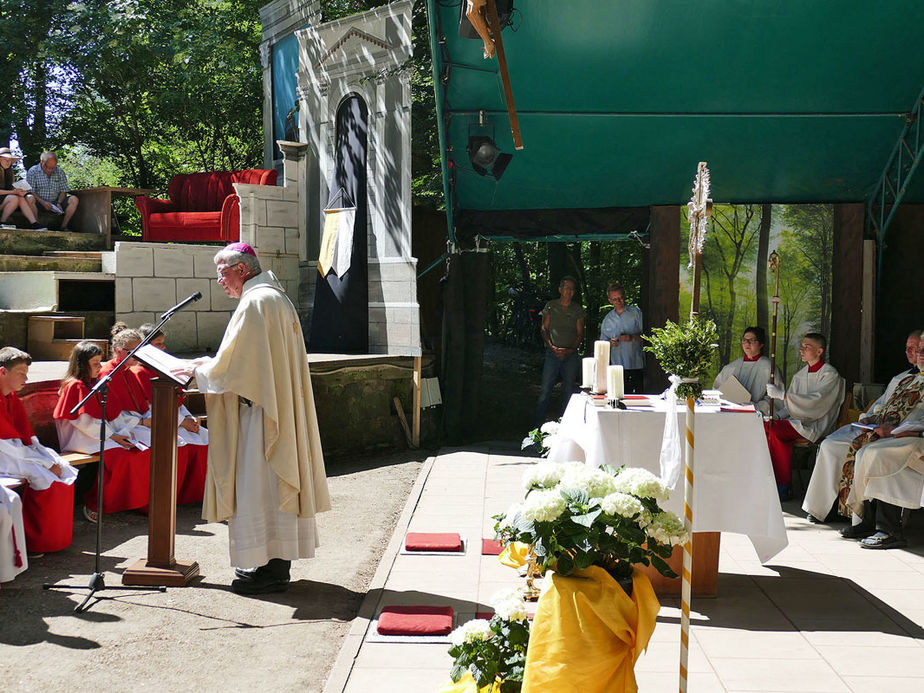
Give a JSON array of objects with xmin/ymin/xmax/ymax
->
[
  {"xmin": 0, "ymin": 271, "xmax": 114, "ymax": 311},
  {"xmin": 0, "ymin": 229, "xmax": 106, "ymax": 256},
  {"xmin": 0, "ymin": 254, "xmax": 102, "ymax": 272},
  {"xmin": 44, "ymin": 251, "xmax": 104, "ymax": 259},
  {"xmin": 0, "ymin": 309, "xmax": 114, "ymax": 350}
]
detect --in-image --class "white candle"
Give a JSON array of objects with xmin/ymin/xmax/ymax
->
[
  {"xmin": 607, "ymin": 365, "xmax": 625, "ymax": 400},
  {"xmin": 593, "ymin": 340, "xmax": 610, "ymax": 393},
  {"xmin": 581, "ymin": 358, "xmax": 595, "ymax": 389}
]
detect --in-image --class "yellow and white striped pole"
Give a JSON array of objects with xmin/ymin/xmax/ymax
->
[{"xmin": 679, "ymin": 393, "xmax": 696, "ymax": 693}]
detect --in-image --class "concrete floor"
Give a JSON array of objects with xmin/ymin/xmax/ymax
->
[{"xmin": 325, "ymin": 444, "xmax": 924, "ymax": 693}]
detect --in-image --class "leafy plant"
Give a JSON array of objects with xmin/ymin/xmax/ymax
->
[
  {"xmin": 447, "ymin": 589, "xmax": 531, "ymax": 692},
  {"xmin": 494, "ymin": 463, "xmax": 687, "ymax": 581},
  {"xmin": 520, "ymin": 420, "xmax": 559, "ymax": 456},
  {"xmin": 643, "ymin": 317, "xmax": 718, "ymax": 399}
]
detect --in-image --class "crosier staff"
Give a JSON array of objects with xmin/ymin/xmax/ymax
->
[
  {"xmin": 679, "ymin": 162, "xmax": 711, "ymax": 693},
  {"xmin": 768, "ymin": 251, "xmax": 781, "ymax": 427}
]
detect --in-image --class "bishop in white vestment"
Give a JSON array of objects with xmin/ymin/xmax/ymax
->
[{"xmin": 187, "ymin": 243, "xmax": 331, "ymax": 594}]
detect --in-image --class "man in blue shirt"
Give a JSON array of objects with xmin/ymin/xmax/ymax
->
[
  {"xmin": 26, "ymin": 151, "xmax": 79, "ymax": 232},
  {"xmin": 599, "ymin": 283, "xmax": 645, "ymax": 394}
]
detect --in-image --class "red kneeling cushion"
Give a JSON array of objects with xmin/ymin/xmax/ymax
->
[
  {"xmin": 376, "ymin": 605, "xmax": 454, "ymax": 635},
  {"xmin": 481, "ymin": 538, "xmax": 505, "ymax": 555},
  {"xmin": 405, "ymin": 532, "xmax": 463, "ymax": 552}
]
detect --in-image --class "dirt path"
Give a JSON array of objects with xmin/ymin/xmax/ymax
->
[{"xmin": 0, "ymin": 451, "xmax": 427, "ymax": 692}]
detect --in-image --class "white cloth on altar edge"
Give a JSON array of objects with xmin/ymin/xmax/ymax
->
[
  {"xmin": 548, "ymin": 393, "xmax": 788, "ymax": 563},
  {"xmin": 0, "ymin": 437, "xmax": 77, "ymax": 490},
  {"xmin": 227, "ymin": 403, "xmax": 318, "ymax": 568}
]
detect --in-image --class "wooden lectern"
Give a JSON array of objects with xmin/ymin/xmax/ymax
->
[{"xmin": 122, "ymin": 377, "xmax": 200, "ymax": 586}]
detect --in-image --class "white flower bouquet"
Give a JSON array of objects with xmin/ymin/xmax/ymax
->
[
  {"xmin": 446, "ymin": 588, "xmax": 531, "ymax": 692},
  {"xmin": 495, "ymin": 462, "xmax": 688, "ymax": 581}
]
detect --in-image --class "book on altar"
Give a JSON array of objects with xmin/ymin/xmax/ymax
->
[
  {"xmin": 134, "ymin": 344, "xmax": 194, "ymax": 388},
  {"xmin": 12, "ymin": 180, "xmax": 31, "ymax": 191},
  {"xmin": 718, "ymin": 375, "xmax": 752, "ymax": 405}
]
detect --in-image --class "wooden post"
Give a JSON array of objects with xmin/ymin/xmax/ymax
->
[
  {"xmin": 486, "ymin": 0, "xmax": 523, "ymax": 150},
  {"xmin": 122, "ymin": 379, "xmax": 199, "ymax": 586},
  {"xmin": 412, "ymin": 355, "xmax": 422, "ymax": 448}
]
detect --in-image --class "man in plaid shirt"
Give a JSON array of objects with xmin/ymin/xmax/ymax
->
[{"xmin": 25, "ymin": 151, "xmax": 79, "ymax": 232}]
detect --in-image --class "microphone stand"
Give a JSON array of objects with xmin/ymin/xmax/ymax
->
[{"xmin": 45, "ymin": 293, "xmax": 201, "ymax": 612}]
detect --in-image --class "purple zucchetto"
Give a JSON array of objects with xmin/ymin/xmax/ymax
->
[{"xmin": 224, "ymin": 242, "xmax": 256, "ymax": 257}]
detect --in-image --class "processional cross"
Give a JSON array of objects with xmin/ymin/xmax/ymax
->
[{"xmin": 687, "ymin": 162, "xmax": 712, "ymax": 318}]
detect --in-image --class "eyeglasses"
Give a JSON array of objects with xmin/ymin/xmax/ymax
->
[
  {"xmin": 741, "ymin": 338, "xmax": 759, "ymax": 344},
  {"xmin": 216, "ymin": 265, "xmax": 237, "ymax": 282}
]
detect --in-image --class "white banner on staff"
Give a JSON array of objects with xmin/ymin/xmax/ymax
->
[{"xmin": 317, "ymin": 206, "xmax": 356, "ymax": 277}]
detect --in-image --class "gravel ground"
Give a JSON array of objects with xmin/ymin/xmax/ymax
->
[{"xmin": 0, "ymin": 451, "xmax": 426, "ymax": 692}]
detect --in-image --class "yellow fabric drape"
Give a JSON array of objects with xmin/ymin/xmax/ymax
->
[
  {"xmin": 437, "ymin": 673, "xmax": 502, "ymax": 693},
  {"xmin": 522, "ymin": 566, "xmax": 660, "ymax": 693},
  {"xmin": 498, "ymin": 541, "xmax": 530, "ymax": 569}
]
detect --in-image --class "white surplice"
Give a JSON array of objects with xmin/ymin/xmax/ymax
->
[
  {"xmin": 0, "ymin": 485, "xmax": 27, "ymax": 582},
  {"xmin": 847, "ymin": 436, "xmax": 924, "ymax": 515},
  {"xmin": 713, "ymin": 356, "xmax": 782, "ymax": 416},
  {"xmin": 0, "ymin": 436, "xmax": 77, "ymax": 491},
  {"xmin": 774, "ymin": 362, "xmax": 843, "ymax": 442}
]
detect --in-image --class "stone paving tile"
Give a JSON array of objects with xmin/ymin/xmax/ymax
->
[
  {"xmin": 814, "ymin": 644, "xmax": 924, "ymax": 678},
  {"xmin": 711, "ymin": 657, "xmax": 850, "ymax": 692},
  {"xmin": 842, "ymin": 675, "xmax": 924, "ymax": 693},
  {"xmin": 636, "ymin": 670, "xmax": 727, "ymax": 691}
]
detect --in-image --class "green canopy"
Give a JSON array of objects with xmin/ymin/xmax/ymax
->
[{"xmin": 428, "ymin": 1, "xmax": 924, "ymax": 236}]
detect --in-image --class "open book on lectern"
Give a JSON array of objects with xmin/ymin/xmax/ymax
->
[{"xmin": 134, "ymin": 344, "xmax": 194, "ymax": 388}]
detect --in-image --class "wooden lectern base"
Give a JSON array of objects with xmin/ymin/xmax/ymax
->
[
  {"xmin": 122, "ymin": 559, "xmax": 200, "ymax": 587},
  {"xmin": 641, "ymin": 531, "xmax": 720, "ymax": 597}
]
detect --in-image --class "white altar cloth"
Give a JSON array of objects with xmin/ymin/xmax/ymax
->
[{"xmin": 548, "ymin": 394, "xmax": 788, "ymax": 563}]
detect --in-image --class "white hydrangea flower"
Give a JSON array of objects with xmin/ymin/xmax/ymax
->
[
  {"xmin": 522, "ymin": 461, "xmax": 567, "ymax": 490},
  {"xmin": 559, "ymin": 464, "xmax": 618, "ymax": 499},
  {"xmin": 448, "ymin": 619, "xmax": 493, "ymax": 647},
  {"xmin": 645, "ymin": 511, "xmax": 689, "ymax": 546},
  {"xmin": 540, "ymin": 421, "xmax": 560, "ymax": 435},
  {"xmin": 489, "ymin": 587, "xmax": 528, "ymax": 622},
  {"xmin": 600, "ymin": 492, "xmax": 644, "ymax": 519},
  {"xmin": 613, "ymin": 467, "xmax": 670, "ymax": 501},
  {"xmin": 520, "ymin": 488, "xmax": 567, "ymax": 523}
]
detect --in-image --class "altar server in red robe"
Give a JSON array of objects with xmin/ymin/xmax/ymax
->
[
  {"xmin": 133, "ymin": 323, "xmax": 208, "ymax": 504},
  {"xmin": 0, "ymin": 347, "xmax": 76, "ymax": 553},
  {"xmin": 54, "ymin": 340, "xmax": 151, "ymax": 522}
]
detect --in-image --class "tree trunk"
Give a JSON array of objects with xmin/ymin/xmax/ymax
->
[{"xmin": 756, "ymin": 204, "xmax": 771, "ymax": 336}]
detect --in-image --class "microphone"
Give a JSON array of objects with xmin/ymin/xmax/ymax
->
[{"xmin": 161, "ymin": 291, "xmax": 202, "ymax": 318}]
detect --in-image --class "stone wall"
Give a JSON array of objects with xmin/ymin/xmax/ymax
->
[{"xmin": 103, "ymin": 242, "xmax": 235, "ymax": 352}]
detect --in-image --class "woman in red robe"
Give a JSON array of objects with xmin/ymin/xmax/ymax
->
[
  {"xmin": 133, "ymin": 324, "xmax": 208, "ymax": 504},
  {"xmin": 54, "ymin": 339, "xmax": 151, "ymax": 521}
]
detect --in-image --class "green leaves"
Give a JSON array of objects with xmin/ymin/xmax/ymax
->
[{"xmin": 644, "ymin": 317, "xmax": 719, "ymax": 399}]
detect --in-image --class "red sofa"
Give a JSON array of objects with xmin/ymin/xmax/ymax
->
[{"xmin": 136, "ymin": 169, "xmax": 278, "ymax": 242}]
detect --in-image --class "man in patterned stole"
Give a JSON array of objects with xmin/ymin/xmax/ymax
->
[
  {"xmin": 806, "ymin": 337, "xmax": 924, "ymax": 536},
  {"xmin": 803, "ymin": 331, "xmax": 922, "ymax": 523}
]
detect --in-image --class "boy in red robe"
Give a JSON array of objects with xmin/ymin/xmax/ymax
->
[{"xmin": 0, "ymin": 347, "xmax": 76, "ymax": 553}]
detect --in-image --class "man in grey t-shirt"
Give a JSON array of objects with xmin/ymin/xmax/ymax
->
[{"xmin": 535, "ymin": 276, "xmax": 585, "ymax": 425}]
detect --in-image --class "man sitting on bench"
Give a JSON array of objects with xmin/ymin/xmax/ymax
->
[{"xmin": 0, "ymin": 347, "xmax": 77, "ymax": 554}]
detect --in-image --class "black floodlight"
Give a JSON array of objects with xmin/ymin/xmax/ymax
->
[{"xmin": 468, "ymin": 135, "xmax": 513, "ymax": 180}]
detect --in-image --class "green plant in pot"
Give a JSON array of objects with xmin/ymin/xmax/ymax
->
[{"xmin": 643, "ymin": 316, "xmax": 718, "ymax": 400}]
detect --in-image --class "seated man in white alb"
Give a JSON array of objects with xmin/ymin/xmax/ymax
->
[
  {"xmin": 713, "ymin": 326, "xmax": 781, "ymax": 416},
  {"xmin": 1, "ymin": 483, "xmax": 27, "ymax": 584},
  {"xmin": 842, "ymin": 429, "xmax": 924, "ymax": 549},
  {"xmin": 803, "ymin": 330, "xmax": 923, "ymax": 524},
  {"xmin": 765, "ymin": 333, "xmax": 844, "ymax": 500}
]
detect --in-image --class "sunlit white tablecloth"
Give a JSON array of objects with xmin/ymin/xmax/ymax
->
[{"xmin": 548, "ymin": 394, "xmax": 788, "ymax": 563}]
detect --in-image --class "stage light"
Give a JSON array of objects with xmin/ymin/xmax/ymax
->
[{"xmin": 467, "ymin": 135, "xmax": 513, "ymax": 180}]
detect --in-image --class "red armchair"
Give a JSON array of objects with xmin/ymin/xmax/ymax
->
[{"xmin": 136, "ymin": 169, "xmax": 278, "ymax": 242}]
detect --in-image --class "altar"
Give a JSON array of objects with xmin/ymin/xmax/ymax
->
[{"xmin": 548, "ymin": 394, "xmax": 788, "ymax": 566}]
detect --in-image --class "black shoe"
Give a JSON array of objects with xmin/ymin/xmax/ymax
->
[
  {"xmin": 777, "ymin": 484, "xmax": 793, "ymax": 501},
  {"xmin": 806, "ymin": 512, "xmax": 823, "ymax": 524},
  {"xmin": 231, "ymin": 573, "xmax": 289, "ymax": 595},
  {"xmin": 860, "ymin": 532, "xmax": 907, "ymax": 550},
  {"xmin": 840, "ymin": 523, "xmax": 875, "ymax": 540}
]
